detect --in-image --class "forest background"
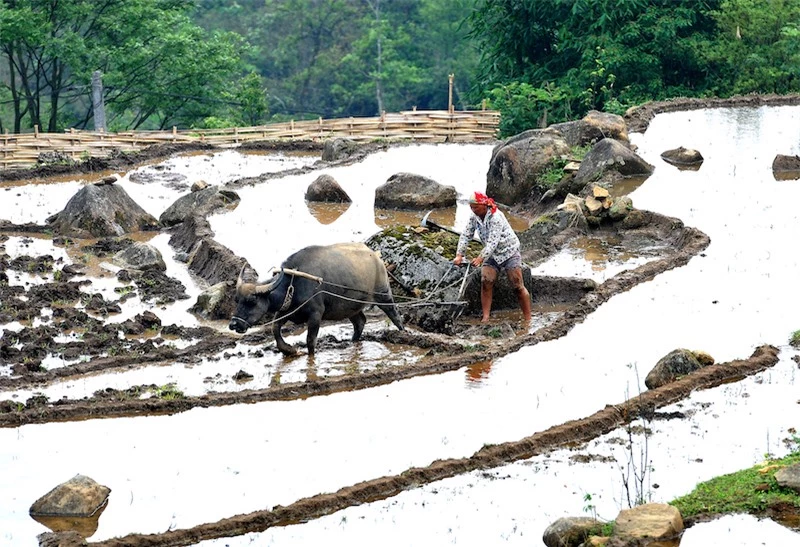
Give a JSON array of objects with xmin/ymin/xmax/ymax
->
[{"xmin": 2, "ymin": 0, "xmax": 800, "ymax": 138}]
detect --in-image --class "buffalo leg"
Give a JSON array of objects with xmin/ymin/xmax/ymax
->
[
  {"xmin": 374, "ymin": 290, "xmax": 405, "ymax": 331},
  {"xmin": 272, "ymin": 318, "xmax": 297, "ymax": 356},
  {"xmin": 306, "ymin": 311, "xmax": 323, "ymax": 355},
  {"xmin": 350, "ymin": 311, "xmax": 367, "ymax": 341}
]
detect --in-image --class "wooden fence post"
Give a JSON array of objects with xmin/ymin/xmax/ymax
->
[{"xmin": 448, "ymin": 74, "xmax": 454, "ymax": 114}]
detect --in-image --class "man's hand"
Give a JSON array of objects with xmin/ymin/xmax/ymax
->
[
  {"xmin": 471, "ymin": 255, "xmax": 484, "ymax": 267},
  {"xmin": 453, "ymin": 254, "xmax": 464, "ymax": 265}
]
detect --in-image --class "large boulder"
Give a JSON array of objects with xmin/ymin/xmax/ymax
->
[
  {"xmin": 47, "ymin": 182, "xmax": 160, "ymax": 238},
  {"xmin": 550, "ymin": 110, "xmax": 629, "ymax": 147},
  {"xmin": 30, "ymin": 474, "xmax": 110, "ymax": 518},
  {"xmin": 305, "ymin": 174, "xmax": 351, "ymax": 203},
  {"xmin": 374, "ymin": 173, "xmax": 456, "ymax": 210},
  {"xmin": 545, "ymin": 138, "xmax": 654, "ymax": 203},
  {"xmin": 112, "ymin": 242, "xmax": 166, "ymax": 272},
  {"xmin": 661, "ymin": 146, "xmax": 704, "ymax": 168},
  {"xmin": 645, "ymin": 348, "xmax": 706, "ymax": 389},
  {"xmin": 612, "ymin": 503, "xmax": 683, "ymax": 543},
  {"xmin": 322, "ymin": 137, "xmax": 359, "ymax": 161},
  {"xmin": 775, "ymin": 463, "xmax": 800, "ymax": 493},
  {"xmin": 366, "ymin": 227, "xmax": 473, "ymax": 333},
  {"xmin": 573, "ymin": 138, "xmax": 654, "ymax": 188},
  {"xmin": 486, "ymin": 128, "xmax": 571, "ymax": 205},
  {"xmin": 190, "ymin": 280, "xmax": 237, "ymax": 320},
  {"xmin": 772, "ymin": 153, "xmax": 800, "ymax": 180},
  {"xmin": 159, "ymin": 186, "xmax": 240, "ymax": 227},
  {"xmin": 543, "ymin": 516, "xmax": 603, "ymax": 547},
  {"xmin": 772, "ymin": 153, "xmax": 800, "ymax": 171}
]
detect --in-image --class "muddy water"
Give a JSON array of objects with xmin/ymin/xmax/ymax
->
[
  {"xmin": 209, "ymin": 144, "xmax": 500, "ymax": 277},
  {"xmin": 1, "ymin": 108, "xmax": 800, "ymax": 547},
  {"xmin": 188, "ymin": 106, "xmax": 800, "ymax": 546}
]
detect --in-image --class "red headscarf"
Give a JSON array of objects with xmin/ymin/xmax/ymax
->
[{"xmin": 470, "ymin": 191, "xmax": 497, "ymax": 214}]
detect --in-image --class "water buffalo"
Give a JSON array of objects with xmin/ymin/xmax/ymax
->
[{"xmin": 229, "ymin": 242, "xmax": 405, "ymax": 355}]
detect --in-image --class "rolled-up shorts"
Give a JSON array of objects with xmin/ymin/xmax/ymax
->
[{"xmin": 485, "ymin": 251, "xmax": 522, "ymax": 271}]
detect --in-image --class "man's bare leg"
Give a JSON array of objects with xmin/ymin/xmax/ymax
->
[
  {"xmin": 480, "ymin": 265, "xmax": 497, "ymax": 322},
  {"xmin": 507, "ymin": 267, "xmax": 532, "ymax": 322}
]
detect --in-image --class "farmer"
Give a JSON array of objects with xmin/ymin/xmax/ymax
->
[{"xmin": 453, "ymin": 191, "xmax": 532, "ymax": 323}]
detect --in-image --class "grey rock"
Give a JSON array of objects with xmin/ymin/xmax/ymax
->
[
  {"xmin": 306, "ymin": 174, "xmax": 351, "ymax": 203},
  {"xmin": 160, "ymin": 186, "xmax": 240, "ymax": 227},
  {"xmin": 112, "ymin": 242, "xmax": 166, "ymax": 272},
  {"xmin": 47, "ymin": 184, "xmax": 160, "ymax": 238},
  {"xmin": 645, "ymin": 348, "xmax": 704, "ymax": 389},
  {"xmin": 375, "ymin": 173, "xmax": 456, "ymax": 210},
  {"xmin": 30, "ymin": 474, "xmax": 110, "ymax": 518}
]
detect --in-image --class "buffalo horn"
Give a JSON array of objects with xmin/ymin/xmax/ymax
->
[
  {"xmin": 236, "ymin": 265, "xmax": 246, "ymax": 291},
  {"xmin": 254, "ymin": 268, "xmax": 284, "ymax": 294}
]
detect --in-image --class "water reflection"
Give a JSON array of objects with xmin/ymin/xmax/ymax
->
[
  {"xmin": 607, "ymin": 175, "xmax": 649, "ymax": 197},
  {"xmin": 372, "ymin": 206, "xmax": 530, "ymax": 233},
  {"xmin": 773, "ymin": 170, "xmax": 800, "ymax": 181},
  {"xmin": 571, "ymin": 235, "xmax": 640, "ymax": 271},
  {"xmin": 374, "ymin": 207, "xmax": 457, "ymax": 231},
  {"xmin": 306, "ymin": 202, "xmax": 351, "ymax": 225},
  {"xmin": 31, "ymin": 501, "xmax": 108, "ymax": 539},
  {"xmin": 465, "ymin": 360, "xmax": 493, "ymax": 387}
]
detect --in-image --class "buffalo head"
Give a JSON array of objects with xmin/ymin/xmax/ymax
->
[{"xmin": 228, "ymin": 267, "xmax": 284, "ymax": 333}]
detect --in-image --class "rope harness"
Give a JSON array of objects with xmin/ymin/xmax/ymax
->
[
  {"xmin": 241, "ymin": 264, "xmax": 473, "ymax": 329},
  {"xmin": 276, "ymin": 268, "xmax": 324, "ymax": 312}
]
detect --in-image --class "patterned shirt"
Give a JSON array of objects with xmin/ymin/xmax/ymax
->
[{"xmin": 456, "ymin": 209, "xmax": 520, "ymax": 264}]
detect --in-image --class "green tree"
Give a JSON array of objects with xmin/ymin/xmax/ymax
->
[
  {"xmin": 0, "ymin": 0, "xmax": 246, "ymax": 133},
  {"xmin": 486, "ymin": 81, "xmax": 567, "ymax": 136},
  {"xmin": 197, "ymin": 0, "xmax": 481, "ymax": 119},
  {"xmin": 704, "ymin": 0, "xmax": 800, "ymax": 95},
  {"xmin": 468, "ymin": 0, "xmax": 720, "ymax": 127},
  {"xmin": 229, "ymin": 71, "xmax": 270, "ymax": 126}
]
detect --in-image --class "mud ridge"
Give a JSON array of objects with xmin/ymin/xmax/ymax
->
[
  {"xmin": 87, "ymin": 345, "xmax": 779, "ymax": 547},
  {"xmin": 0, "ymin": 143, "xmax": 220, "ymax": 182},
  {"xmin": 625, "ymin": 93, "xmax": 800, "ymax": 133},
  {"xmin": 0, "ymin": 335, "xmax": 236, "ymax": 393}
]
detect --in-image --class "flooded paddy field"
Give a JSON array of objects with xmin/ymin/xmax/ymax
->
[{"xmin": 1, "ymin": 101, "xmax": 800, "ymax": 546}]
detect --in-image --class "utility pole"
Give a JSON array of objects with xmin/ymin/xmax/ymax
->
[{"xmin": 92, "ymin": 71, "xmax": 107, "ymax": 132}]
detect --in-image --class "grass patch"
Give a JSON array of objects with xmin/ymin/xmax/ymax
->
[
  {"xmin": 790, "ymin": 329, "xmax": 800, "ymax": 347},
  {"xmin": 670, "ymin": 449, "xmax": 800, "ymax": 518},
  {"xmin": 150, "ymin": 383, "xmax": 185, "ymax": 400},
  {"xmin": 537, "ymin": 144, "xmax": 592, "ymax": 189}
]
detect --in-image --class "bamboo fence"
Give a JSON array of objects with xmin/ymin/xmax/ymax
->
[{"xmin": 0, "ymin": 109, "xmax": 500, "ymax": 170}]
